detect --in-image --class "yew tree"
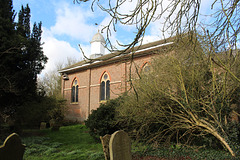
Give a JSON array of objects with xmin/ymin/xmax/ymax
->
[{"xmin": 0, "ymin": 0, "xmax": 47, "ymax": 120}]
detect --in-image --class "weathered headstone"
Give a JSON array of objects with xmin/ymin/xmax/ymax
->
[
  {"xmin": 100, "ymin": 134, "xmax": 111, "ymax": 160},
  {"xmin": 49, "ymin": 119, "xmax": 55, "ymax": 128},
  {"xmin": 40, "ymin": 122, "xmax": 46, "ymax": 130},
  {"xmin": 0, "ymin": 133, "xmax": 26, "ymax": 160},
  {"xmin": 109, "ymin": 130, "xmax": 132, "ymax": 160}
]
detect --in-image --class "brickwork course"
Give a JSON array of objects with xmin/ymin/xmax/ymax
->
[{"xmin": 59, "ymin": 33, "xmax": 174, "ymax": 121}]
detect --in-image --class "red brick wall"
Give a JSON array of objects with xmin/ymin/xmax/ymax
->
[{"xmin": 62, "ymin": 54, "xmax": 156, "ymax": 122}]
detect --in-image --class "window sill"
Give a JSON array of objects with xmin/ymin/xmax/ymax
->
[
  {"xmin": 70, "ymin": 102, "xmax": 79, "ymax": 105},
  {"xmin": 99, "ymin": 100, "xmax": 108, "ymax": 104}
]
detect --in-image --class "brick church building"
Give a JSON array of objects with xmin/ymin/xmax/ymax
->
[{"xmin": 59, "ymin": 32, "xmax": 174, "ymax": 122}]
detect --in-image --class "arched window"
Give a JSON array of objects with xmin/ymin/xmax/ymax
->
[
  {"xmin": 142, "ymin": 62, "xmax": 150, "ymax": 73},
  {"xmin": 71, "ymin": 79, "xmax": 78, "ymax": 103},
  {"xmin": 100, "ymin": 72, "xmax": 110, "ymax": 101},
  {"xmin": 141, "ymin": 62, "xmax": 151, "ymax": 74}
]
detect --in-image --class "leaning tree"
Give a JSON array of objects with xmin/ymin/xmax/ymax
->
[{"xmin": 74, "ymin": 0, "xmax": 239, "ymax": 156}]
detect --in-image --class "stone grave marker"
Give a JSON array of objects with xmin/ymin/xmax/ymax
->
[
  {"xmin": 40, "ymin": 122, "xmax": 46, "ymax": 130},
  {"xmin": 100, "ymin": 134, "xmax": 111, "ymax": 160},
  {"xmin": 49, "ymin": 119, "xmax": 55, "ymax": 128},
  {"xmin": 0, "ymin": 133, "xmax": 26, "ymax": 160},
  {"xmin": 109, "ymin": 130, "xmax": 132, "ymax": 160}
]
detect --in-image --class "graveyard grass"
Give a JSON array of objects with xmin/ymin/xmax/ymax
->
[
  {"xmin": 21, "ymin": 125, "xmax": 234, "ymax": 160},
  {"xmin": 22, "ymin": 125, "xmax": 104, "ymax": 160}
]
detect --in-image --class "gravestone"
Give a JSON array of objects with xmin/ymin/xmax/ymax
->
[
  {"xmin": 49, "ymin": 119, "xmax": 55, "ymax": 128},
  {"xmin": 100, "ymin": 134, "xmax": 111, "ymax": 160},
  {"xmin": 40, "ymin": 122, "xmax": 46, "ymax": 130},
  {"xmin": 109, "ymin": 130, "xmax": 132, "ymax": 160},
  {"xmin": 49, "ymin": 119, "xmax": 60, "ymax": 131},
  {"xmin": 0, "ymin": 133, "xmax": 26, "ymax": 160}
]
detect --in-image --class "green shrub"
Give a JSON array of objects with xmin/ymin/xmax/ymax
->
[
  {"xmin": 114, "ymin": 40, "xmax": 240, "ymax": 157},
  {"xmin": 18, "ymin": 96, "xmax": 66, "ymax": 128},
  {"xmin": 85, "ymin": 97, "xmax": 123, "ymax": 141}
]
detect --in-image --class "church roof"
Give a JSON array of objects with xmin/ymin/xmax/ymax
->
[{"xmin": 59, "ymin": 37, "xmax": 175, "ymax": 74}]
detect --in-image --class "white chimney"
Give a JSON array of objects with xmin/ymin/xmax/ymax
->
[{"xmin": 90, "ymin": 32, "xmax": 106, "ymax": 59}]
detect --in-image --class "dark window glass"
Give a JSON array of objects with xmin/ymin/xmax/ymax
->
[
  {"xmin": 76, "ymin": 85, "xmax": 78, "ymax": 102},
  {"xmin": 144, "ymin": 65, "xmax": 150, "ymax": 72},
  {"xmin": 100, "ymin": 72, "xmax": 111, "ymax": 101},
  {"xmin": 106, "ymin": 80, "xmax": 110, "ymax": 100},
  {"xmin": 72, "ymin": 86, "xmax": 75, "ymax": 102},
  {"xmin": 142, "ymin": 63, "xmax": 152, "ymax": 74},
  {"xmin": 71, "ymin": 79, "xmax": 79, "ymax": 103},
  {"xmin": 100, "ymin": 81, "xmax": 105, "ymax": 101}
]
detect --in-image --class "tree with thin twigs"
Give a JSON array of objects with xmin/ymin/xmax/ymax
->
[
  {"xmin": 74, "ymin": 0, "xmax": 239, "ymax": 96},
  {"xmin": 117, "ymin": 38, "xmax": 240, "ymax": 157},
  {"xmin": 38, "ymin": 57, "xmax": 78, "ymax": 97},
  {"xmin": 74, "ymin": 0, "xmax": 239, "ymax": 157},
  {"xmin": 74, "ymin": 0, "xmax": 238, "ymax": 55}
]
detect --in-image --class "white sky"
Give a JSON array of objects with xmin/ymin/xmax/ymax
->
[{"xmin": 12, "ymin": 0, "xmax": 215, "ymax": 76}]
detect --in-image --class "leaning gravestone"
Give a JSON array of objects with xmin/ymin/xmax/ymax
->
[
  {"xmin": 100, "ymin": 134, "xmax": 111, "ymax": 160},
  {"xmin": 0, "ymin": 133, "xmax": 26, "ymax": 160},
  {"xmin": 109, "ymin": 130, "xmax": 132, "ymax": 160}
]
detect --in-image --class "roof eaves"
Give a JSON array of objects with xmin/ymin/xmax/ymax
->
[{"xmin": 59, "ymin": 40, "xmax": 174, "ymax": 73}]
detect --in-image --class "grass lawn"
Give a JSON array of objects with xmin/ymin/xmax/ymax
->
[
  {"xmin": 21, "ymin": 124, "xmax": 236, "ymax": 160},
  {"xmin": 22, "ymin": 125, "xmax": 104, "ymax": 160}
]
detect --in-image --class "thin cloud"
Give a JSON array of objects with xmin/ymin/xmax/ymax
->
[
  {"xmin": 50, "ymin": 1, "xmax": 98, "ymax": 42},
  {"xmin": 41, "ymin": 27, "xmax": 82, "ymax": 75}
]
